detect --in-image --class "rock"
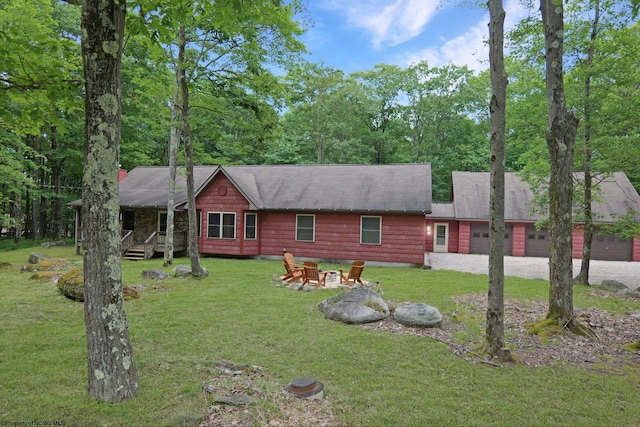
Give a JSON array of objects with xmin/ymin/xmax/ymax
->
[
  {"xmin": 28, "ymin": 252, "xmax": 51, "ymax": 265},
  {"xmin": 56, "ymin": 268, "xmax": 84, "ymax": 302},
  {"xmin": 621, "ymin": 289, "xmax": 640, "ymax": 299},
  {"xmin": 213, "ymin": 394, "xmax": 259, "ymax": 406},
  {"xmin": 173, "ymin": 265, "xmax": 208, "ymax": 278},
  {"xmin": 317, "ymin": 288, "xmax": 389, "ymax": 324},
  {"xmin": 394, "ymin": 303, "xmax": 442, "ymax": 328},
  {"xmin": 40, "ymin": 240, "xmax": 66, "ymax": 248},
  {"xmin": 173, "ymin": 265, "xmax": 192, "ymax": 278},
  {"xmin": 142, "ymin": 269, "xmax": 169, "ymax": 280},
  {"xmin": 601, "ymin": 280, "xmax": 629, "ymax": 291}
]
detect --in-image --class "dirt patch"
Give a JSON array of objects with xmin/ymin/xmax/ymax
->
[
  {"xmin": 201, "ymin": 361, "xmax": 338, "ymax": 427},
  {"xmin": 362, "ymin": 292, "xmax": 640, "ymax": 372}
]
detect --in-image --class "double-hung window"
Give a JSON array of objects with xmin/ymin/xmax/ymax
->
[
  {"xmin": 245, "ymin": 213, "xmax": 257, "ymax": 240},
  {"xmin": 208, "ymin": 212, "xmax": 236, "ymax": 239},
  {"xmin": 296, "ymin": 214, "xmax": 315, "ymax": 242},
  {"xmin": 361, "ymin": 216, "xmax": 381, "ymax": 245}
]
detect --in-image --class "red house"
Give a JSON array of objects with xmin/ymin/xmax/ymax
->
[
  {"xmin": 426, "ymin": 171, "xmax": 640, "ymax": 262},
  {"xmin": 72, "ymin": 164, "xmax": 433, "ymax": 266}
]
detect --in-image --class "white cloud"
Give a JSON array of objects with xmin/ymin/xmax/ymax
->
[
  {"xmin": 403, "ymin": 0, "xmax": 534, "ymax": 72},
  {"xmin": 323, "ymin": 0, "xmax": 440, "ymax": 49}
]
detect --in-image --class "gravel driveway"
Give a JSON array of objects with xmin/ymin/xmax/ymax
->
[{"xmin": 426, "ymin": 252, "xmax": 640, "ymax": 291}]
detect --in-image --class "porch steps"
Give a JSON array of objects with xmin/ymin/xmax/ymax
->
[{"xmin": 123, "ymin": 246, "xmax": 147, "ymax": 261}]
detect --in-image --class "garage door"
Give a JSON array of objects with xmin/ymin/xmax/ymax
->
[
  {"xmin": 525, "ymin": 226, "xmax": 549, "ymax": 258},
  {"xmin": 470, "ymin": 223, "xmax": 512, "ymax": 255},
  {"xmin": 591, "ymin": 229, "xmax": 632, "ymax": 261}
]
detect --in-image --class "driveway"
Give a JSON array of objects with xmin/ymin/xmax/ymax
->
[{"xmin": 426, "ymin": 252, "xmax": 640, "ymax": 291}]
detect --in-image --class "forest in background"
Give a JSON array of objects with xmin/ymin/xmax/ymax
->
[{"xmin": 1, "ymin": 0, "xmax": 639, "ymax": 241}]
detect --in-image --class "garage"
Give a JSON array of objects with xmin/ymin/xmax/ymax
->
[
  {"xmin": 525, "ymin": 225, "xmax": 549, "ymax": 258},
  {"xmin": 591, "ymin": 229, "xmax": 632, "ymax": 261},
  {"xmin": 470, "ymin": 223, "xmax": 512, "ymax": 255}
]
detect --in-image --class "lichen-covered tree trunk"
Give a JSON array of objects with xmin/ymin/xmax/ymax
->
[
  {"xmin": 163, "ymin": 77, "xmax": 181, "ymax": 268},
  {"xmin": 80, "ymin": 0, "xmax": 139, "ymax": 402},
  {"xmin": 178, "ymin": 26, "xmax": 207, "ymax": 279},
  {"xmin": 541, "ymin": 0, "xmax": 580, "ymax": 326},
  {"xmin": 484, "ymin": 0, "xmax": 511, "ymax": 361}
]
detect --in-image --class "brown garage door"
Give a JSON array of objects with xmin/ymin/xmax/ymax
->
[
  {"xmin": 525, "ymin": 225, "xmax": 549, "ymax": 258},
  {"xmin": 470, "ymin": 223, "xmax": 512, "ymax": 255},
  {"xmin": 591, "ymin": 229, "xmax": 632, "ymax": 261}
]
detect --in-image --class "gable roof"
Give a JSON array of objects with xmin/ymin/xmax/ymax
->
[
  {"xmin": 68, "ymin": 166, "xmax": 218, "ymax": 209},
  {"xmin": 71, "ymin": 164, "xmax": 432, "ymax": 214},
  {"xmin": 451, "ymin": 171, "xmax": 640, "ymax": 223},
  {"xmin": 217, "ymin": 164, "xmax": 432, "ymax": 213}
]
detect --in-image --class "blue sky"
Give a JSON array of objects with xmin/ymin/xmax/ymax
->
[{"xmin": 299, "ymin": 0, "xmax": 535, "ymax": 74}]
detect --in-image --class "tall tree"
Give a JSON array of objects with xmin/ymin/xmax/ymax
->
[
  {"xmin": 540, "ymin": 0, "xmax": 580, "ymax": 328},
  {"xmin": 77, "ymin": 0, "xmax": 139, "ymax": 401},
  {"xmin": 163, "ymin": 76, "xmax": 182, "ymax": 267},
  {"xmin": 484, "ymin": 0, "xmax": 511, "ymax": 361},
  {"xmin": 178, "ymin": 25, "xmax": 208, "ymax": 278}
]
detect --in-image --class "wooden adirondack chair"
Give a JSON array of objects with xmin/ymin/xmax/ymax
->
[
  {"xmin": 282, "ymin": 257, "xmax": 304, "ymax": 283},
  {"xmin": 340, "ymin": 260, "xmax": 365, "ymax": 286},
  {"xmin": 302, "ymin": 261, "xmax": 327, "ymax": 288},
  {"xmin": 283, "ymin": 252, "xmax": 299, "ymax": 269}
]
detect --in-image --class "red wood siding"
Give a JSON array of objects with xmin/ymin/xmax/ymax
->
[
  {"xmin": 572, "ymin": 225, "xmax": 584, "ymax": 259},
  {"xmin": 512, "ymin": 223, "xmax": 526, "ymax": 257},
  {"xmin": 258, "ymin": 211, "xmax": 426, "ymax": 264},
  {"xmin": 458, "ymin": 221, "xmax": 471, "ymax": 254},
  {"xmin": 196, "ymin": 175, "xmax": 259, "ymax": 255},
  {"xmin": 633, "ymin": 237, "xmax": 640, "ymax": 261}
]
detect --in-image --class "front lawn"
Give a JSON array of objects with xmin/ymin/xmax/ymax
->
[{"xmin": 1, "ymin": 246, "xmax": 639, "ymax": 426}]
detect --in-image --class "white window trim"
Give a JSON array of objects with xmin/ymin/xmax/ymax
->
[
  {"xmin": 296, "ymin": 214, "xmax": 315, "ymax": 242},
  {"xmin": 158, "ymin": 210, "xmax": 167, "ymax": 232},
  {"xmin": 360, "ymin": 215, "xmax": 382, "ymax": 245},
  {"xmin": 207, "ymin": 212, "xmax": 236, "ymax": 239},
  {"xmin": 244, "ymin": 212, "xmax": 257, "ymax": 240}
]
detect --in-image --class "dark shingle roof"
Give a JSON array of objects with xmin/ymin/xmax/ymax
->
[
  {"xmin": 220, "ymin": 164, "xmax": 432, "ymax": 213},
  {"xmin": 68, "ymin": 166, "xmax": 218, "ymax": 208},
  {"xmin": 452, "ymin": 171, "xmax": 640, "ymax": 223},
  {"xmin": 71, "ymin": 164, "xmax": 432, "ymax": 214}
]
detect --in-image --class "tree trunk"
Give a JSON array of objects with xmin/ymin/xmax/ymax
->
[
  {"xmin": 163, "ymin": 75, "xmax": 181, "ymax": 267},
  {"xmin": 178, "ymin": 26, "xmax": 207, "ymax": 279},
  {"xmin": 541, "ymin": 0, "xmax": 580, "ymax": 326},
  {"xmin": 12, "ymin": 190, "xmax": 21, "ymax": 244},
  {"xmin": 80, "ymin": 0, "xmax": 138, "ymax": 402},
  {"xmin": 575, "ymin": 0, "xmax": 600, "ymax": 286},
  {"xmin": 484, "ymin": 0, "xmax": 511, "ymax": 362}
]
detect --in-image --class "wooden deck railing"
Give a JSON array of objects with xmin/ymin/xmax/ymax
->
[
  {"xmin": 121, "ymin": 230, "xmax": 134, "ymax": 255},
  {"xmin": 143, "ymin": 231, "xmax": 158, "ymax": 259},
  {"xmin": 156, "ymin": 231, "xmax": 187, "ymax": 251}
]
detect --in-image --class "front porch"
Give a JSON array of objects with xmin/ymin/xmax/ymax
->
[{"xmin": 75, "ymin": 230, "xmax": 187, "ymax": 260}]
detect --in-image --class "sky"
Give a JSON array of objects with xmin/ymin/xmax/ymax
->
[{"xmin": 298, "ymin": 0, "xmax": 537, "ymax": 74}]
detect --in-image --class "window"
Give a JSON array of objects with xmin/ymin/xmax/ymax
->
[
  {"xmin": 361, "ymin": 216, "xmax": 381, "ymax": 245},
  {"xmin": 245, "ymin": 213, "xmax": 257, "ymax": 240},
  {"xmin": 159, "ymin": 211, "xmax": 168, "ymax": 232},
  {"xmin": 296, "ymin": 215, "xmax": 315, "ymax": 242},
  {"xmin": 208, "ymin": 212, "xmax": 236, "ymax": 239}
]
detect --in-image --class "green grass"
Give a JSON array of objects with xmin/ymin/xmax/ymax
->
[{"xmin": 1, "ymin": 246, "xmax": 639, "ymax": 426}]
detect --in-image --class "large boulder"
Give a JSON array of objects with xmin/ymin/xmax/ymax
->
[
  {"xmin": 601, "ymin": 280, "xmax": 629, "ymax": 291},
  {"xmin": 142, "ymin": 269, "xmax": 169, "ymax": 280},
  {"xmin": 28, "ymin": 252, "xmax": 51, "ymax": 264},
  {"xmin": 317, "ymin": 288, "xmax": 389, "ymax": 325},
  {"xmin": 56, "ymin": 268, "xmax": 84, "ymax": 301},
  {"xmin": 173, "ymin": 265, "xmax": 209, "ymax": 278},
  {"xmin": 394, "ymin": 303, "xmax": 442, "ymax": 328}
]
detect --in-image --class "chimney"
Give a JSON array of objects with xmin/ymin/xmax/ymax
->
[{"xmin": 118, "ymin": 169, "xmax": 128, "ymax": 182}]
